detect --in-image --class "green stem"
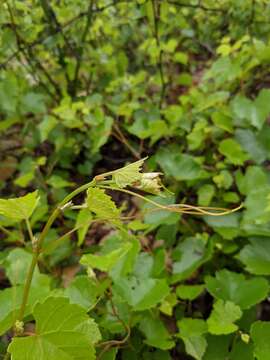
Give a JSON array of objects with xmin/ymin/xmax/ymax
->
[
  {"xmin": 0, "ymin": 225, "xmax": 12, "ymax": 236},
  {"xmin": 16, "ymin": 252, "xmax": 39, "ymax": 325},
  {"xmin": 3, "ymin": 351, "xmax": 10, "ymax": 360},
  {"xmin": 25, "ymin": 219, "xmax": 34, "ymax": 243},
  {"xmin": 16, "ymin": 179, "xmax": 96, "ymax": 325}
]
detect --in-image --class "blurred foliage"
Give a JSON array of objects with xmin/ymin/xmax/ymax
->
[{"xmin": 1, "ymin": 0, "xmax": 270, "ymax": 359}]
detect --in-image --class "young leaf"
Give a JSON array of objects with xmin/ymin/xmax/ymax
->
[
  {"xmin": 136, "ymin": 172, "xmax": 163, "ymax": 194},
  {"xmin": 0, "ymin": 191, "xmax": 39, "ymax": 221},
  {"xmin": 86, "ymin": 188, "xmax": 120, "ymax": 224},
  {"xmin": 205, "ymin": 269, "xmax": 269, "ymax": 309},
  {"xmin": 207, "ymin": 300, "xmax": 242, "ymax": 335},
  {"xmin": 112, "ymin": 157, "xmax": 146, "ymax": 188},
  {"xmin": 80, "ymin": 243, "xmax": 132, "ymax": 272},
  {"xmin": 75, "ymin": 208, "xmax": 93, "ymax": 246},
  {"xmin": 8, "ymin": 297, "xmax": 100, "ymax": 360}
]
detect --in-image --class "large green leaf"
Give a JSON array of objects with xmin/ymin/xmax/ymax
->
[
  {"xmin": 231, "ymin": 89, "xmax": 270, "ymax": 130},
  {"xmin": 156, "ymin": 146, "xmax": 205, "ymax": 180},
  {"xmin": 171, "ymin": 236, "xmax": 213, "ymax": 283},
  {"xmin": 143, "ymin": 194, "xmax": 180, "ymax": 226},
  {"xmin": 4, "ymin": 248, "xmax": 50, "ymax": 287},
  {"xmin": 0, "ymin": 191, "xmax": 39, "ymax": 221},
  {"xmin": 218, "ymin": 138, "xmax": 248, "ymax": 165},
  {"xmin": 0, "ymin": 284, "xmax": 50, "ymax": 335},
  {"xmin": 203, "ymin": 335, "xmax": 231, "ymax": 360},
  {"xmin": 243, "ymin": 185, "xmax": 270, "ymax": 224},
  {"xmin": 252, "ymin": 89, "xmax": 270, "ymax": 129},
  {"xmin": 177, "ymin": 318, "xmax": 208, "ymax": 360},
  {"xmin": 139, "ymin": 312, "xmax": 174, "ymax": 350},
  {"xmin": 236, "ymin": 237, "xmax": 270, "ymax": 275},
  {"xmin": 8, "ymin": 297, "xmax": 100, "ymax": 360},
  {"xmin": 236, "ymin": 166, "xmax": 269, "ymax": 195},
  {"xmin": 203, "ymin": 213, "xmax": 240, "ymax": 240},
  {"xmin": 235, "ymin": 129, "xmax": 268, "ymax": 164},
  {"xmin": 113, "ymin": 275, "xmax": 170, "ymax": 311},
  {"xmin": 64, "ymin": 275, "xmax": 101, "ymax": 310},
  {"xmin": 251, "ymin": 321, "xmax": 270, "ymax": 360},
  {"xmin": 230, "ymin": 340, "xmax": 254, "ymax": 360},
  {"xmin": 205, "ymin": 269, "xmax": 269, "ymax": 309}
]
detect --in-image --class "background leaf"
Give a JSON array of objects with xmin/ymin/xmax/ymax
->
[{"xmin": 0, "ymin": 191, "xmax": 39, "ymax": 221}]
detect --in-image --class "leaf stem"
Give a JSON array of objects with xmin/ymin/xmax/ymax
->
[
  {"xmin": 25, "ymin": 219, "xmax": 35, "ymax": 243},
  {"xmin": 0, "ymin": 225, "xmax": 12, "ymax": 236},
  {"xmin": 16, "ymin": 179, "xmax": 96, "ymax": 325}
]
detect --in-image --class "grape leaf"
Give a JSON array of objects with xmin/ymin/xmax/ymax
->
[
  {"xmin": 0, "ymin": 191, "xmax": 39, "ymax": 221},
  {"xmin": 251, "ymin": 321, "xmax": 270, "ymax": 360},
  {"xmin": 207, "ymin": 300, "xmax": 242, "ymax": 335},
  {"xmin": 112, "ymin": 157, "xmax": 146, "ymax": 188},
  {"xmin": 4, "ymin": 248, "xmax": 50, "ymax": 287},
  {"xmin": 86, "ymin": 188, "xmax": 120, "ymax": 224},
  {"xmin": 172, "ymin": 236, "xmax": 213, "ymax": 283},
  {"xmin": 177, "ymin": 318, "xmax": 208, "ymax": 360},
  {"xmin": 0, "ymin": 284, "xmax": 50, "ymax": 335},
  {"xmin": 113, "ymin": 275, "xmax": 170, "ymax": 311},
  {"xmin": 64, "ymin": 275, "xmax": 100, "ymax": 310},
  {"xmin": 139, "ymin": 312, "xmax": 175, "ymax": 350},
  {"xmin": 80, "ymin": 243, "xmax": 132, "ymax": 272},
  {"xmin": 75, "ymin": 208, "xmax": 93, "ymax": 246},
  {"xmin": 236, "ymin": 237, "xmax": 270, "ymax": 275},
  {"xmin": 205, "ymin": 269, "xmax": 269, "ymax": 309},
  {"xmin": 176, "ymin": 284, "xmax": 205, "ymax": 301},
  {"xmin": 230, "ymin": 340, "xmax": 254, "ymax": 360},
  {"xmin": 218, "ymin": 139, "xmax": 248, "ymax": 165},
  {"xmin": 8, "ymin": 297, "xmax": 100, "ymax": 360},
  {"xmin": 203, "ymin": 335, "xmax": 231, "ymax": 360}
]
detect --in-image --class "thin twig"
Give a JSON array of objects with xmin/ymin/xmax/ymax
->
[
  {"xmin": 70, "ymin": 0, "xmax": 95, "ymax": 97},
  {"xmin": 0, "ymin": 0, "xmax": 127, "ymax": 70},
  {"xmin": 151, "ymin": 0, "xmax": 166, "ymax": 109},
  {"xmin": 166, "ymin": 0, "xmax": 225, "ymax": 12},
  {"xmin": 0, "ymin": 225, "xmax": 12, "ymax": 236},
  {"xmin": 112, "ymin": 122, "xmax": 141, "ymax": 159},
  {"xmin": 39, "ymin": 0, "xmax": 73, "ymax": 87},
  {"xmin": 97, "ymin": 289, "xmax": 130, "ymax": 359},
  {"xmin": 5, "ymin": 1, "xmax": 61, "ymax": 98}
]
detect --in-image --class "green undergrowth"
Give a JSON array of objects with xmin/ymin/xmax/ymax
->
[{"xmin": 1, "ymin": 0, "xmax": 270, "ymax": 359}]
